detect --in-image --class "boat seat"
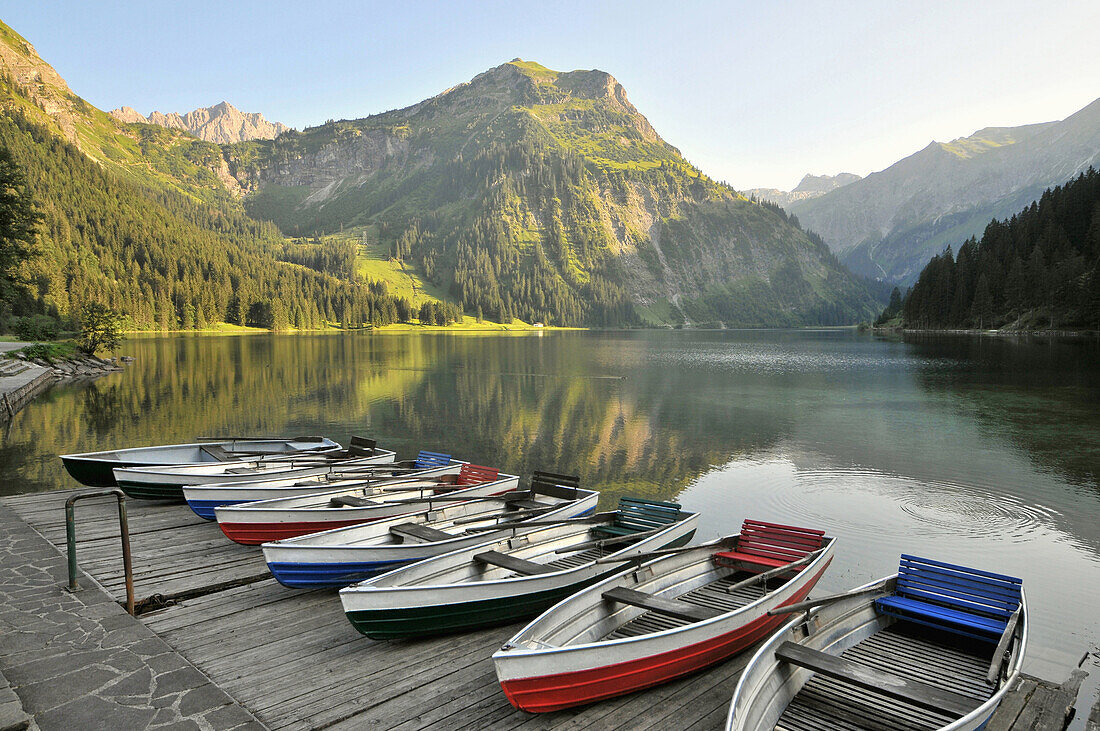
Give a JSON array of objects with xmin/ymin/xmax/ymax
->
[
  {"xmin": 875, "ymin": 555, "xmax": 1022, "ymax": 642},
  {"xmin": 202, "ymin": 445, "xmax": 236, "ymax": 462},
  {"xmin": 455, "ymin": 463, "xmax": 499, "ymax": 486},
  {"xmin": 473, "ymin": 551, "xmax": 554, "ymax": 575},
  {"xmin": 414, "ymin": 450, "xmax": 452, "ymax": 469},
  {"xmin": 328, "ymin": 495, "xmax": 380, "ymax": 508},
  {"xmin": 714, "ymin": 519, "xmax": 825, "ymax": 572},
  {"xmin": 502, "ymin": 499, "xmax": 545, "ymax": 510},
  {"xmin": 592, "ymin": 497, "xmax": 684, "ymax": 539},
  {"xmin": 389, "ymin": 523, "xmax": 453, "ymax": 542},
  {"xmin": 775, "ymin": 640, "xmax": 978, "ymax": 718},
  {"xmin": 346, "ymin": 436, "xmax": 377, "ymax": 457},
  {"xmin": 530, "ymin": 471, "xmax": 582, "ymax": 501},
  {"xmin": 602, "ymin": 586, "xmax": 721, "ymax": 623}
]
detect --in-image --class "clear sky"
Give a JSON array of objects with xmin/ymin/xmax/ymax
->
[{"xmin": 4, "ymin": 0, "xmax": 1099, "ymax": 189}]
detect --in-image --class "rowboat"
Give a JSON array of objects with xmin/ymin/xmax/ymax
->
[
  {"xmin": 493, "ymin": 519, "xmax": 835, "ymax": 712},
  {"xmin": 60, "ymin": 436, "xmax": 342, "ymax": 488},
  {"xmin": 215, "ymin": 463, "xmax": 518, "ymax": 545},
  {"xmin": 338, "ymin": 497, "xmax": 699, "ymax": 640},
  {"xmin": 112, "ymin": 437, "xmax": 398, "ymax": 501},
  {"xmin": 726, "ymin": 554, "xmax": 1026, "ymax": 731},
  {"xmin": 263, "ymin": 472, "xmax": 598, "ymax": 588},
  {"xmin": 182, "ymin": 451, "xmax": 462, "ymax": 520}
]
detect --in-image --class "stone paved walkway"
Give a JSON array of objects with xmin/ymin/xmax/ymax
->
[{"xmin": 0, "ymin": 506, "xmax": 266, "ymax": 731}]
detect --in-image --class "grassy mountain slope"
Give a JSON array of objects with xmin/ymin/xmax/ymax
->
[
  {"xmin": 789, "ymin": 102, "xmax": 1100, "ymax": 285},
  {"xmin": 228, "ymin": 60, "xmax": 880, "ymax": 326},
  {"xmin": 0, "ymin": 20, "xmax": 415, "ymax": 330}
]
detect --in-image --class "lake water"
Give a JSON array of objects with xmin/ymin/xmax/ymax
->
[{"xmin": 4, "ymin": 329, "xmax": 1099, "ymax": 720}]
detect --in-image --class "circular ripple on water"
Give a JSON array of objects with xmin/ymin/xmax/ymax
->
[
  {"xmin": 721, "ymin": 466, "xmax": 1061, "ymax": 545},
  {"xmin": 894, "ymin": 482, "xmax": 1060, "ymax": 543}
]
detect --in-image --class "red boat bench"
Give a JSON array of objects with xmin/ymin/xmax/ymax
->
[
  {"xmin": 456, "ymin": 464, "xmax": 499, "ymax": 485},
  {"xmin": 714, "ymin": 519, "xmax": 825, "ymax": 572},
  {"xmin": 875, "ymin": 554, "xmax": 1022, "ymax": 642}
]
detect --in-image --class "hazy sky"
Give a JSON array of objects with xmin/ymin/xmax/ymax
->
[{"xmin": 5, "ymin": 1, "xmax": 1099, "ymax": 189}]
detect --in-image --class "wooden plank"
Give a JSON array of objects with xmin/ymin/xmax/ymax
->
[
  {"xmin": 1003, "ymin": 670, "xmax": 1087, "ymax": 731},
  {"xmin": 775, "ymin": 640, "xmax": 979, "ymax": 719},
  {"xmin": 601, "ymin": 586, "xmax": 721, "ymax": 623},
  {"xmin": 390, "ymin": 522, "xmax": 454, "ymax": 542},
  {"xmin": 1087, "ymin": 688, "xmax": 1100, "ymax": 731},
  {"xmin": 473, "ymin": 550, "xmax": 554, "ymax": 575}
]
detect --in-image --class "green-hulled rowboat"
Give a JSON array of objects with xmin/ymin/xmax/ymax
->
[{"xmin": 338, "ymin": 497, "xmax": 698, "ymax": 639}]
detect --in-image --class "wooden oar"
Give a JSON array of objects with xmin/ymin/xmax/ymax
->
[
  {"xmin": 324, "ymin": 465, "xmax": 431, "ymax": 475},
  {"xmin": 198, "ymin": 435, "xmax": 323, "ymax": 442},
  {"xmin": 558, "ymin": 526, "xmax": 671, "ymax": 554},
  {"xmin": 987, "ymin": 607, "xmax": 1022, "ymax": 683},
  {"xmin": 450, "ymin": 505, "xmax": 557, "ymax": 525},
  {"xmin": 384, "ymin": 491, "xmax": 536, "ymax": 506},
  {"xmin": 592, "ymin": 536, "xmax": 738, "ymax": 563},
  {"xmin": 766, "ymin": 582, "xmax": 890, "ymax": 616},
  {"xmin": 721, "ymin": 549, "xmax": 824, "ymax": 595},
  {"xmin": 464, "ymin": 511, "xmax": 617, "ymax": 532}
]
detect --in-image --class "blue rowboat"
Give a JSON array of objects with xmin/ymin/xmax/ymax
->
[
  {"xmin": 263, "ymin": 472, "xmax": 596, "ymax": 588},
  {"xmin": 727, "ymin": 554, "xmax": 1026, "ymax": 731},
  {"xmin": 180, "ymin": 451, "xmax": 460, "ymax": 519}
]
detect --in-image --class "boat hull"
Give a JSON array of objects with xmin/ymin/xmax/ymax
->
[
  {"xmin": 61, "ymin": 438, "xmax": 341, "ymax": 489},
  {"xmin": 215, "ymin": 474, "xmax": 520, "ymax": 545},
  {"xmin": 62, "ymin": 456, "xmax": 145, "ymax": 488},
  {"xmin": 346, "ymin": 581, "xmax": 611, "ymax": 639},
  {"xmin": 493, "ymin": 536, "xmax": 835, "ymax": 712},
  {"xmin": 264, "ymin": 499, "xmax": 598, "ymax": 589},
  {"xmin": 501, "ymin": 570, "xmax": 824, "ymax": 712},
  {"xmin": 725, "ymin": 576, "xmax": 1028, "ymax": 731},
  {"xmin": 114, "ymin": 450, "xmax": 396, "ymax": 504},
  {"xmin": 184, "ymin": 459, "xmax": 459, "ymax": 520},
  {"xmin": 340, "ymin": 521, "xmax": 696, "ymax": 639}
]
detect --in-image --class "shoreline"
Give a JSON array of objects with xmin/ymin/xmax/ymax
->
[{"xmin": 872, "ymin": 326, "xmax": 1099, "ymax": 339}]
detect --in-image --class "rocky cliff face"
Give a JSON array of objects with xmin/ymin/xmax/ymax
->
[
  {"xmin": 110, "ymin": 101, "xmax": 289, "ymax": 144},
  {"xmin": 0, "ymin": 22, "xmax": 83, "ymax": 144},
  {"xmin": 787, "ymin": 103, "xmax": 1100, "ymax": 283},
  {"xmin": 745, "ymin": 172, "xmax": 860, "ymax": 210}
]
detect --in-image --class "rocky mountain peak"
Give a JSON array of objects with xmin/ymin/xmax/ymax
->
[
  {"xmin": 108, "ymin": 101, "xmax": 289, "ymax": 144},
  {"xmin": 792, "ymin": 172, "xmax": 861, "ymax": 194}
]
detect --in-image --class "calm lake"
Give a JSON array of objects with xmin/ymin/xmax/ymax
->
[{"xmin": 4, "ymin": 329, "xmax": 1099, "ymax": 717}]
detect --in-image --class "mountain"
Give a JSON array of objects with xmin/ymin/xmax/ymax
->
[
  {"xmin": 893, "ymin": 168, "xmax": 1100, "ymax": 330},
  {"xmin": 109, "ymin": 102, "xmax": 289, "ymax": 144},
  {"xmin": 0, "ymin": 16, "xmax": 878, "ymax": 329},
  {"xmin": 788, "ymin": 102, "xmax": 1100, "ymax": 284},
  {"xmin": 0, "ymin": 19, "xmax": 412, "ymax": 330},
  {"xmin": 746, "ymin": 172, "xmax": 860, "ymax": 209},
  {"xmin": 224, "ymin": 60, "xmax": 880, "ymax": 326}
]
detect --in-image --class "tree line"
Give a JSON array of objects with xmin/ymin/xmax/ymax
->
[
  {"xmin": 889, "ymin": 168, "xmax": 1100, "ymax": 330},
  {"xmin": 0, "ymin": 113, "xmax": 443, "ymax": 332}
]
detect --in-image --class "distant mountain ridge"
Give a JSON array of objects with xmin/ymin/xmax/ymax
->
[
  {"xmin": 0, "ymin": 16, "xmax": 880, "ymax": 329},
  {"xmin": 225, "ymin": 59, "xmax": 880, "ymax": 326},
  {"xmin": 787, "ymin": 100, "xmax": 1100, "ymax": 284},
  {"xmin": 745, "ymin": 172, "xmax": 860, "ymax": 209},
  {"xmin": 110, "ymin": 101, "xmax": 289, "ymax": 144}
]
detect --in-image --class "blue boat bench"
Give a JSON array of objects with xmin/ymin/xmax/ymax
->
[
  {"xmin": 414, "ymin": 451, "xmax": 452, "ymax": 469},
  {"xmin": 875, "ymin": 554, "xmax": 1022, "ymax": 642}
]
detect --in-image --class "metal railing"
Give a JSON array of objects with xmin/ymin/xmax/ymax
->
[{"xmin": 64, "ymin": 489, "xmax": 135, "ymax": 615}]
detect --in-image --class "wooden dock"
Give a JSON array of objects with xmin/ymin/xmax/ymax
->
[
  {"xmin": 0, "ymin": 488, "xmax": 1090, "ymax": 731},
  {"xmin": 1, "ymin": 489, "xmax": 749, "ymax": 730},
  {"xmin": 986, "ymin": 671, "xmax": 1087, "ymax": 731}
]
